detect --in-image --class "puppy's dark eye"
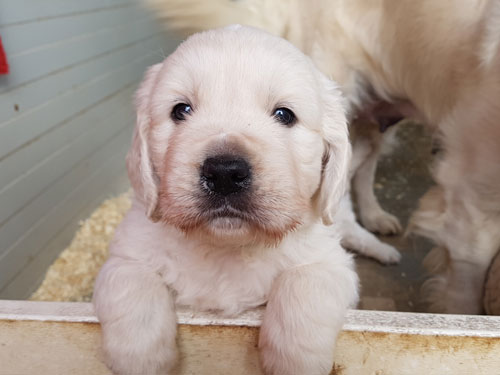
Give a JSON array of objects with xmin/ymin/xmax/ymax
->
[
  {"xmin": 171, "ymin": 103, "xmax": 192, "ymax": 122},
  {"xmin": 273, "ymin": 107, "xmax": 296, "ymax": 127}
]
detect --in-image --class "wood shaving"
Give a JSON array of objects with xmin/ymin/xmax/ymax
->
[{"xmin": 30, "ymin": 192, "xmax": 132, "ymax": 302}]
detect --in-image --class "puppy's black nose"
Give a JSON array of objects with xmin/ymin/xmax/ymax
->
[{"xmin": 201, "ymin": 155, "xmax": 251, "ymax": 196}]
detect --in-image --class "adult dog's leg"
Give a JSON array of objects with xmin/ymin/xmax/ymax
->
[
  {"xmin": 259, "ymin": 252, "xmax": 358, "ymax": 375},
  {"xmin": 412, "ymin": 78, "xmax": 500, "ymax": 313},
  {"xmin": 337, "ymin": 195, "xmax": 401, "ymax": 264},
  {"xmin": 413, "ymin": 186, "xmax": 500, "ymax": 314},
  {"xmin": 353, "ymin": 129, "xmax": 402, "ymax": 235},
  {"xmin": 93, "ymin": 257, "xmax": 177, "ymax": 375}
]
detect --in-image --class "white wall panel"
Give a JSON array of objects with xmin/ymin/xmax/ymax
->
[{"xmin": 0, "ymin": 0, "xmax": 180, "ymax": 296}]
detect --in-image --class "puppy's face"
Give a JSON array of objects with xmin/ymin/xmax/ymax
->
[{"xmin": 128, "ymin": 26, "xmax": 350, "ymax": 245}]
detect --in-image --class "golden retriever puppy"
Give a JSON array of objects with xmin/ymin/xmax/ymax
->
[
  {"xmin": 93, "ymin": 26, "xmax": 359, "ymax": 375},
  {"xmin": 144, "ymin": 0, "xmax": 500, "ymax": 314}
]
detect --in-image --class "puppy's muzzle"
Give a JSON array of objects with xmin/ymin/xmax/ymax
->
[{"xmin": 201, "ymin": 155, "xmax": 251, "ymax": 196}]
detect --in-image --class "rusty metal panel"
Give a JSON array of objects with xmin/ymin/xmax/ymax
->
[{"xmin": 1, "ymin": 301, "xmax": 500, "ymax": 375}]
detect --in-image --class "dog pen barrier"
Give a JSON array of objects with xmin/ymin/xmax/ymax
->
[{"xmin": 1, "ymin": 299, "xmax": 500, "ymax": 375}]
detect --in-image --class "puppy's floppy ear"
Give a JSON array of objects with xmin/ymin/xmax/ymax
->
[
  {"xmin": 127, "ymin": 63, "xmax": 162, "ymax": 219},
  {"xmin": 316, "ymin": 75, "xmax": 351, "ymax": 225}
]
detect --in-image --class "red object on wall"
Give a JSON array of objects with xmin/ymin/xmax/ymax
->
[{"xmin": 0, "ymin": 36, "xmax": 9, "ymax": 75}]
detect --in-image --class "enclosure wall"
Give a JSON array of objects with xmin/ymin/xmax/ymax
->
[{"xmin": 0, "ymin": 0, "xmax": 178, "ymax": 298}]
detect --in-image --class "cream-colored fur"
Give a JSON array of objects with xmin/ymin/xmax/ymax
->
[
  {"xmin": 145, "ymin": 0, "xmax": 500, "ymax": 314},
  {"xmin": 93, "ymin": 26, "xmax": 359, "ymax": 375}
]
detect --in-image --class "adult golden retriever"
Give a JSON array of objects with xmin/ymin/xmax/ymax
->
[{"xmin": 144, "ymin": 0, "xmax": 500, "ymax": 314}]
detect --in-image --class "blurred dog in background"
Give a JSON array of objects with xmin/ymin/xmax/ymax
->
[{"xmin": 144, "ymin": 0, "xmax": 500, "ymax": 314}]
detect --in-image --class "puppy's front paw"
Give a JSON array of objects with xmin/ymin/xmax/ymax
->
[
  {"xmin": 259, "ymin": 331, "xmax": 333, "ymax": 375},
  {"xmin": 101, "ymin": 324, "xmax": 178, "ymax": 375},
  {"xmin": 361, "ymin": 209, "xmax": 402, "ymax": 235}
]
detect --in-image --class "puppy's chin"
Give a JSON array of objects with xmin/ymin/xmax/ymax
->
[
  {"xmin": 198, "ymin": 216, "xmax": 288, "ymax": 247},
  {"xmin": 202, "ymin": 216, "xmax": 255, "ymax": 243},
  {"xmin": 162, "ymin": 211, "xmax": 298, "ymax": 247},
  {"xmin": 207, "ymin": 216, "xmax": 246, "ymax": 232}
]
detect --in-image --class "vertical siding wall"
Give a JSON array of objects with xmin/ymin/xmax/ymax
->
[{"xmin": 0, "ymin": 0, "xmax": 179, "ymax": 298}]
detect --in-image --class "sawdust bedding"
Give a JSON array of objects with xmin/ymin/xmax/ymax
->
[{"xmin": 30, "ymin": 192, "xmax": 132, "ymax": 302}]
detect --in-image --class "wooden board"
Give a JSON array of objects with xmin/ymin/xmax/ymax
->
[{"xmin": 1, "ymin": 300, "xmax": 500, "ymax": 375}]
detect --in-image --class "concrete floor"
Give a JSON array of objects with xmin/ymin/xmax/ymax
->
[{"xmin": 355, "ymin": 121, "xmax": 436, "ymax": 313}]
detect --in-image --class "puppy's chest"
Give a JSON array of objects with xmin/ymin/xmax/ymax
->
[{"xmin": 162, "ymin": 250, "xmax": 286, "ymax": 315}]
